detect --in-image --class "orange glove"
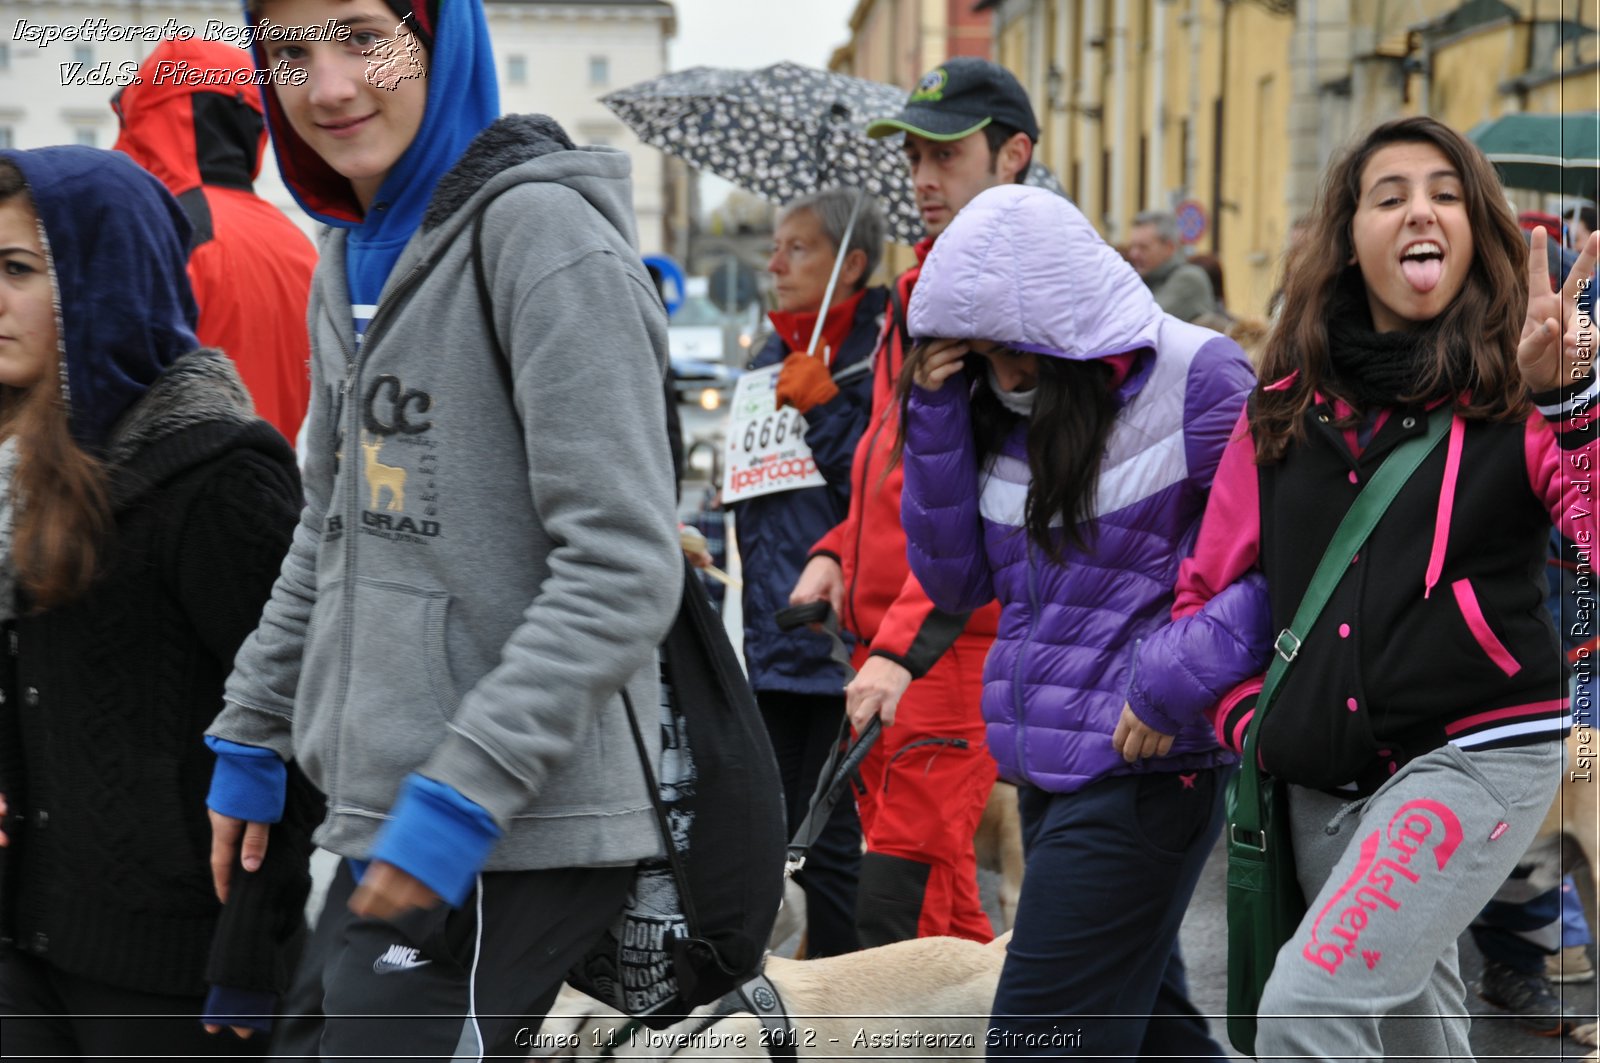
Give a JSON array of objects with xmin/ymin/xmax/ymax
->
[{"xmin": 774, "ymin": 351, "xmax": 839, "ymax": 414}]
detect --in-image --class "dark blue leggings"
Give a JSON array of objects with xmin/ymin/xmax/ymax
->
[{"xmin": 987, "ymin": 769, "xmax": 1228, "ymax": 1061}]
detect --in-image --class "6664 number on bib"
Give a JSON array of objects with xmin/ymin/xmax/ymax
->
[{"xmin": 721, "ymin": 364, "xmax": 827, "ymax": 504}]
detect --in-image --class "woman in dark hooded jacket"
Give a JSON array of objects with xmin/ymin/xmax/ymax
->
[{"xmin": 0, "ymin": 146, "xmax": 311, "ymax": 1056}]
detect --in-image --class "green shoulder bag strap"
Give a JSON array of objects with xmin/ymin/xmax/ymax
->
[{"xmin": 1231, "ymin": 404, "xmax": 1452, "ymax": 848}]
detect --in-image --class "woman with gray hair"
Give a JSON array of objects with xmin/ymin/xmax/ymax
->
[{"xmin": 730, "ymin": 185, "xmax": 888, "ymax": 957}]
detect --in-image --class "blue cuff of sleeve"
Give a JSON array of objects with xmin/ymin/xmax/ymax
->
[
  {"xmin": 205, "ymin": 737, "xmax": 286, "ymax": 824},
  {"xmin": 202, "ymin": 985, "xmax": 275, "ymax": 1035},
  {"xmin": 369, "ymin": 775, "xmax": 502, "ymax": 908}
]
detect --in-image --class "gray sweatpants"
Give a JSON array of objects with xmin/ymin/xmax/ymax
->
[{"xmin": 1256, "ymin": 738, "xmax": 1563, "ymax": 1062}]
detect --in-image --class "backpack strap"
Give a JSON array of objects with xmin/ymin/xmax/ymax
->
[
  {"xmin": 470, "ymin": 199, "xmax": 515, "ymax": 404},
  {"xmin": 1231, "ymin": 406, "xmax": 1453, "ymax": 845}
]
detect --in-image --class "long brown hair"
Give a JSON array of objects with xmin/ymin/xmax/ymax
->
[
  {"xmin": 1253, "ymin": 115, "xmax": 1529, "ymax": 463},
  {"xmin": 0, "ymin": 160, "xmax": 110, "ymax": 609}
]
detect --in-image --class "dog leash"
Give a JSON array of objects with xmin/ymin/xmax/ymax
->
[
  {"xmin": 774, "ymin": 602, "xmax": 882, "ymax": 878},
  {"xmin": 687, "ymin": 973, "xmax": 799, "ymax": 1061}
]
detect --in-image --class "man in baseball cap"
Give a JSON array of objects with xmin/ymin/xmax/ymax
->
[
  {"xmin": 866, "ymin": 56, "xmax": 1038, "ymax": 239},
  {"xmin": 785, "ymin": 57, "xmax": 1041, "ymax": 951}
]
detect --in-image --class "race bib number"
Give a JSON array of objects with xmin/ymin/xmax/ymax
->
[{"xmin": 721, "ymin": 364, "xmax": 826, "ymax": 503}]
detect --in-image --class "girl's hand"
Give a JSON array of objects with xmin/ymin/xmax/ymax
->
[
  {"xmin": 1111, "ymin": 704, "xmax": 1176, "ymax": 763},
  {"xmin": 913, "ymin": 338, "xmax": 971, "ymax": 392},
  {"xmin": 1518, "ymin": 228, "xmax": 1598, "ymax": 393}
]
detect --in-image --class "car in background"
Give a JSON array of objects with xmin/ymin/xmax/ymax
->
[
  {"xmin": 667, "ymin": 280, "xmax": 727, "ymax": 364},
  {"xmin": 668, "ymin": 278, "xmax": 755, "ymax": 484}
]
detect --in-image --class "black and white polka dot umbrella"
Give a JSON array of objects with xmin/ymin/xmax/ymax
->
[{"xmin": 603, "ymin": 61, "xmax": 1065, "ymax": 246}]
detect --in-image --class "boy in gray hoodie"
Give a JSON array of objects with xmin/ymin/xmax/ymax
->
[{"xmin": 202, "ymin": 0, "xmax": 680, "ymax": 1055}]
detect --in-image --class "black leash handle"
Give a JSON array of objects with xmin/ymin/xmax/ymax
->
[{"xmin": 773, "ymin": 603, "xmax": 880, "ymax": 876}]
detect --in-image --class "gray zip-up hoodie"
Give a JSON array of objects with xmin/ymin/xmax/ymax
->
[{"xmin": 208, "ymin": 116, "xmax": 681, "ymax": 870}]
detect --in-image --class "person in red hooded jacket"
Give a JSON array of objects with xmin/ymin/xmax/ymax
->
[
  {"xmin": 113, "ymin": 38, "xmax": 316, "ymax": 445},
  {"xmin": 785, "ymin": 58, "xmax": 1039, "ymax": 946}
]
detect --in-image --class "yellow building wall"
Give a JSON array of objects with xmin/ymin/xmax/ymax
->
[
  {"xmin": 1421, "ymin": 22, "xmax": 1596, "ymax": 215},
  {"xmin": 997, "ymin": 0, "xmax": 1292, "ymax": 313},
  {"xmin": 1215, "ymin": 6, "xmax": 1295, "ymax": 318},
  {"xmin": 1425, "ymin": 24, "xmax": 1532, "ymax": 124},
  {"xmin": 998, "ymin": 12, "xmax": 1027, "ymax": 77},
  {"xmin": 912, "ymin": 0, "xmax": 1594, "ymax": 306},
  {"xmin": 1524, "ymin": 68, "xmax": 1600, "ymax": 112}
]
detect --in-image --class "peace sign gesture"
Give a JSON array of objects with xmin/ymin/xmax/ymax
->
[{"xmin": 1518, "ymin": 227, "xmax": 1597, "ymax": 393}]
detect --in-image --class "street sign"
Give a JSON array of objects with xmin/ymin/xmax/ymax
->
[{"xmin": 1176, "ymin": 199, "xmax": 1208, "ymax": 245}]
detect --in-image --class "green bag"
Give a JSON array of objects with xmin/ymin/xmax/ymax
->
[
  {"xmin": 1224, "ymin": 407, "xmax": 1450, "ymax": 1056},
  {"xmin": 1225, "ymin": 767, "xmax": 1308, "ymax": 1055}
]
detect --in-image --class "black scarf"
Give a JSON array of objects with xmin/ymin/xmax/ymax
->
[{"xmin": 1325, "ymin": 281, "xmax": 1469, "ymax": 410}]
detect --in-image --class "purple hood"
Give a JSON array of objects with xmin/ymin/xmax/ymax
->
[
  {"xmin": 908, "ymin": 184, "xmax": 1162, "ymax": 360},
  {"xmin": 896, "ymin": 184, "xmax": 1264, "ymax": 792}
]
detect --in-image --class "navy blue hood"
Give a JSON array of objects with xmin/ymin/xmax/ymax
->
[{"xmin": 1, "ymin": 146, "xmax": 198, "ymax": 451}]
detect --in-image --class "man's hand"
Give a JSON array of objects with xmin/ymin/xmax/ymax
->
[
  {"xmin": 209, "ymin": 810, "xmax": 270, "ymax": 904},
  {"xmin": 912, "ymin": 338, "xmax": 971, "ymax": 392},
  {"xmin": 1111, "ymin": 704, "xmax": 1176, "ymax": 764},
  {"xmin": 790, "ymin": 555, "xmax": 845, "ymax": 620},
  {"xmin": 846, "ymin": 655, "xmax": 913, "ymax": 730},
  {"xmin": 1519, "ymin": 228, "xmax": 1598, "ymax": 392},
  {"xmin": 350, "ymin": 861, "xmax": 443, "ymax": 921}
]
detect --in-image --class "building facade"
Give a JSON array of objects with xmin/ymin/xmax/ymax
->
[
  {"xmin": 829, "ymin": 0, "xmax": 993, "ymax": 88},
  {"xmin": 983, "ymin": 0, "xmax": 1596, "ymax": 319},
  {"xmin": 488, "ymin": 0, "xmax": 677, "ymax": 255}
]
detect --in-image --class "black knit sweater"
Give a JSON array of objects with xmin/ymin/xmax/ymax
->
[{"xmin": 0, "ymin": 352, "xmax": 318, "ymax": 998}]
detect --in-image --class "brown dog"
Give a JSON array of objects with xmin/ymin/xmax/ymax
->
[{"xmin": 538, "ymin": 933, "xmax": 1012, "ymax": 1061}]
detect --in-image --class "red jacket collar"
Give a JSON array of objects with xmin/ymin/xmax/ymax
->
[{"xmin": 767, "ymin": 287, "xmax": 870, "ymax": 363}]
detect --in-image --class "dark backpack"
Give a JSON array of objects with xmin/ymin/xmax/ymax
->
[
  {"xmin": 471, "ymin": 204, "xmax": 785, "ymax": 1026},
  {"xmin": 565, "ymin": 559, "xmax": 786, "ymax": 1024}
]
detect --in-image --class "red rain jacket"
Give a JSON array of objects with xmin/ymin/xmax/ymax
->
[
  {"xmin": 114, "ymin": 38, "xmax": 316, "ymax": 444},
  {"xmin": 810, "ymin": 240, "xmax": 999, "ymax": 673}
]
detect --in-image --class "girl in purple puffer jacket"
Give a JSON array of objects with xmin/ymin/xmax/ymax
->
[{"xmin": 895, "ymin": 182, "xmax": 1257, "ymax": 1060}]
